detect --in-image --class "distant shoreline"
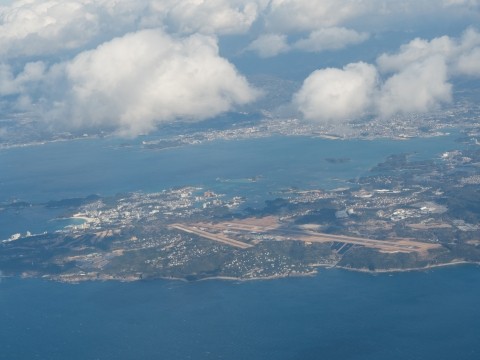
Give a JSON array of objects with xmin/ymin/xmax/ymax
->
[
  {"xmin": 4, "ymin": 261, "xmax": 480, "ymax": 284},
  {"xmin": 193, "ymin": 261, "xmax": 480, "ymax": 282},
  {"xmin": 197, "ymin": 270, "xmax": 319, "ymax": 283},
  {"xmin": 334, "ymin": 260, "xmax": 480, "ymax": 275}
]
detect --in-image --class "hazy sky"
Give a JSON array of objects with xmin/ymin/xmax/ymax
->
[{"xmin": 1, "ymin": 0, "xmax": 479, "ymax": 135}]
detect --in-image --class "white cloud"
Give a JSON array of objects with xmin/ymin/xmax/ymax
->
[
  {"xmin": 1, "ymin": 0, "xmax": 480, "ymax": 136},
  {"xmin": 246, "ymin": 33, "xmax": 289, "ymax": 57},
  {"xmin": 443, "ymin": 0, "xmax": 480, "ymax": 7},
  {"xmin": 8, "ymin": 29, "xmax": 259, "ymax": 136},
  {"xmin": 265, "ymin": 0, "xmax": 372, "ymax": 32},
  {"xmin": 0, "ymin": 0, "xmax": 97, "ymax": 58},
  {"xmin": 1, "ymin": 0, "xmax": 478, "ymax": 61},
  {"xmin": 0, "ymin": 63, "xmax": 17, "ymax": 95},
  {"xmin": 0, "ymin": 0, "xmax": 265, "ymax": 59},
  {"xmin": 294, "ymin": 57, "xmax": 454, "ymax": 124},
  {"xmin": 1, "ymin": 0, "xmax": 477, "ymax": 62},
  {"xmin": 293, "ymin": 30, "xmax": 473, "ymax": 123},
  {"xmin": 377, "ymin": 36, "xmax": 455, "ymax": 73},
  {"xmin": 377, "ymin": 27, "xmax": 480, "ymax": 76},
  {"xmin": 0, "ymin": 61, "xmax": 46, "ymax": 96},
  {"xmin": 262, "ymin": 0, "xmax": 480, "ymax": 35},
  {"xmin": 293, "ymin": 62, "xmax": 378, "ymax": 123},
  {"xmin": 247, "ymin": 27, "xmax": 368, "ymax": 58},
  {"xmin": 294, "ymin": 27, "xmax": 369, "ymax": 52},
  {"xmin": 0, "ymin": 0, "xmax": 267, "ymax": 136},
  {"xmin": 456, "ymin": 47, "xmax": 480, "ymax": 75},
  {"xmin": 377, "ymin": 56, "xmax": 452, "ymax": 117},
  {"xmin": 145, "ymin": 0, "xmax": 263, "ymax": 35},
  {"xmin": 0, "ymin": 0, "xmax": 146, "ymax": 59}
]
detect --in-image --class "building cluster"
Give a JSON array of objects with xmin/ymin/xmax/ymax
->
[{"xmin": 64, "ymin": 187, "xmax": 244, "ymax": 235}]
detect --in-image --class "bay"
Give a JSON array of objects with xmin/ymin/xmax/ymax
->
[
  {"xmin": 0, "ymin": 133, "xmax": 462, "ymax": 239},
  {"xmin": 0, "ymin": 134, "xmax": 460, "ymax": 204}
]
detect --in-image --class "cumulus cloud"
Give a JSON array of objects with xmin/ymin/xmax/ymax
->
[
  {"xmin": 246, "ymin": 33, "xmax": 289, "ymax": 57},
  {"xmin": 264, "ymin": 0, "xmax": 372, "ymax": 32},
  {"xmin": 0, "ymin": 0, "xmax": 268, "ymax": 136},
  {"xmin": 377, "ymin": 27, "xmax": 480, "ymax": 76},
  {"xmin": 1, "ymin": 0, "xmax": 478, "ymax": 61},
  {"xmin": 0, "ymin": 0, "xmax": 265, "ymax": 59},
  {"xmin": 293, "ymin": 62, "xmax": 378, "ymax": 122},
  {"xmin": 293, "ymin": 27, "xmax": 369, "ymax": 52},
  {"xmin": 374, "ymin": 29, "xmax": 480, "ymax": 115},
  {"xmin": 247, "ymin": 27, "xmax": 368, "ymax": 57},
  {"xmin": 0, "ymin": 0, "xmax": 100, "ymax": 58},
  {"xmin": 7, "ymin": 29, "xmax": 259, "ymax": 135},
  {"xmin": 1, "ymin": 1, "xmax": 477, "ymax": 63},
  {"xmin": 377, "ymin": 56, "xmax": 452, "ymax": 117},
  {"xmin": 0, "ymin": 0, "xmax": 150, "ymax": 59},
  {"xmin": 294, "ymin": 57, "xmax": 453, "ymax": 124},
  {"xmin": 294, "ymin": 28, "xmax": 480, "ymax": 124},
  {"xmin": 261, "ymin": 0, "xmax": 480, "ymax": 36},
  {"xmin": 294, "ymin": 58, "xmax": 453, "ymax": 123},
  {"xmin": 145, "ymin": 0, "xmax": 263, "ymax": 35},
  {"xmin": 377, "ymin": 36, "xmax": 455, "ymax": 73},
  {"xmin": 246, "ymin": 0, "xmax": 478, "ymax": 58},
  {"xmin": 1, "ymin": 0, "xmax": 480, "ymax": 136},
  {"xmin": 0, "ymin": 63, "xmax": 17, "ymax": 95},
  {"xmin": 0, "ymin": 61, "xmax": 47, "ymax": 98},
  {"xmin": 456, "ymin": 47, "xmax": 480, "ymax": 75}
]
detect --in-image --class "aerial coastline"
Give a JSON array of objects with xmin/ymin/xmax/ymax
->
[
  {"xmin": 1, "ymin": 115, "xmax": 479, "ymax": 285},
  {"xmin": 7, "ymin": 260, "xmax": 480, "ymax": 285}
]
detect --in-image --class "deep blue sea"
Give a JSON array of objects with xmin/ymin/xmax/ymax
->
[
  {"xmin": 1, "ymin": 266, "xmax": 480, "ymax": 360},
  {"xmin": 1, "ymin": 133, "xmax": 479, "ymax": 359}
]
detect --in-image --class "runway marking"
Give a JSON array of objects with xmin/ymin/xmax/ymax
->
[
  {"xmin": 170, "ymin": 224, "xmax": 252, "ymax": 249},
  {"xmin": 171, "ymin": 217, "xmax": 441, "ymax": 254}
]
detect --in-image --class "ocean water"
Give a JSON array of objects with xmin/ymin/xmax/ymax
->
[
  {"xmin": 0, "ymin": 134, "xmax": 462, "ymax": 238},
  {"xmin": 1, "ymin": 133, "xmax": 479, "ymax": 359},
  {"xmin": 0, "ymin": 134, "xmax": 461, "ymax": 204},
  {"xmin": 1, "ymin": 266, "xmax": 479, "ymax": 360}
]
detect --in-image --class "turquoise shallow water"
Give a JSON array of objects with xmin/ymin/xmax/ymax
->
[{"xmin": 1, "ymin": 266, "xmax": 479, "ymax": 360}]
